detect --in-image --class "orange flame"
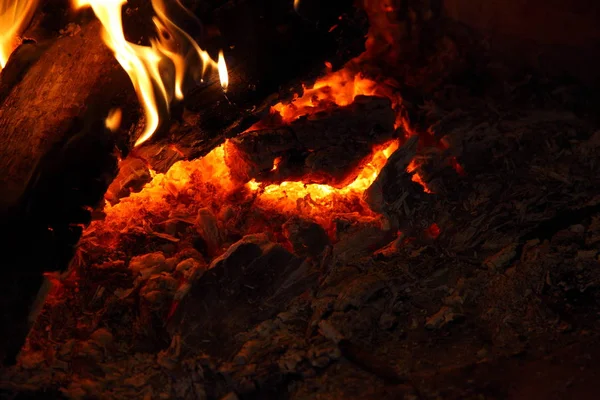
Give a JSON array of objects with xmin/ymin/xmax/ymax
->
[
  {"xmin": 0, "ymin": 0, "xmax": 38, "ymax": 70},
  {"xmin": 72, "ymin": 0, "xmax": 229, "ymax": 147},
  {"xmin": 105, "ymin": 108, "xmax": 122, "ymax": 132},
  {"xmin": 272, "ymin": 68, "xmax": 381, "ymax": 123}
]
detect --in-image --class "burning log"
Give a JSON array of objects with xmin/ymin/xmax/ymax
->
[
  {"xmin": 0, "ymin": 20, "xmax": 132, "ymax": 214},
  {"xmin": 364, "ymin": 135, "xmax": 436, "ymax": 234},
  {"xmin": 225, "ymin": 95, "xmax": 396, "ymax": 187},
  {"xmin": 0, "ymin": 0, "xmax": 368, "ymax": 212},
  {"xmin": 0, "ymin": 20, "xmax": 134, "ymax": 363},
  {"xmin": 133, "ymin": 0, "xmax": 368, "ymax": 171}
]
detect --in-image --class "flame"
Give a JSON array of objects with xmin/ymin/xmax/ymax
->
[
  {"xmin": 72, "ymin": 0, "xmax": 229, "ymax": 147},
  {"xmin": 0, "ymin": 0, "xmax": 38, "ymax": 70},
  {"xmin": 105, "ymin": 108, "xmax": 122, "ymax": 132},
  {"xmin": 272, "ymin": 68, "xmax": 381, "ymax": 123},
  {"xmin": 83, "ymin": 0, "xmax": 442, "ymax": 251},
  {"xmin": 293, "ymin": 0, "xmax": 300, "ymax": 12},
  {"xmin": 218, "ymin": 50, "xmax": 228, "ymax": 92}
]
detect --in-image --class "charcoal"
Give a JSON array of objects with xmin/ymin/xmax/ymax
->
[
  {"xmin": 168, "ymin": 233, "xmax": 315, "ymax": 357},
  {"xmin": 129, "ymin": 252, "xmax": 169, "ymax": 279},
  {"xmin": 333, "ymin": 221, "xmax": 394, "ymax": 263},
  {"xmin": 196, "ymin": 208, "xmax": 224, "ymax": 257},
  {"xmin": 283, "ymin": 217, "xmax": 330, "ymax": 258},
  {"xmin": 364, "ymin": 135, "xmax": 420, "ymax": 214},
  {"xmin": 105, "ymin": 158, "xmax": 152, "ymax": 205}
]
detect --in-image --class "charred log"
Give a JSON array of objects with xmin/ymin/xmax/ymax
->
[
  {"xmin": 225, "ymin": 96, "xmax": 396, "ymax": 186},
  {"xmin": 0, "ymin": 21, "xmax": 133, "ymax": 213}
]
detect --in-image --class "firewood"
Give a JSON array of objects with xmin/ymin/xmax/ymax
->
[
  {"xmin": 225, "ymin": 95, "xmax": 396, "ymax": 187},
  {"xmin": 0, "ymin": 21, "xmax": 133, "ymax": 214},
  {"xmin": 0, "ymin": 0, "xmax": 367, "ymax": 209}
]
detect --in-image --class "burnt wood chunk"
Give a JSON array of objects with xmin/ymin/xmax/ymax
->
[
  {"xmin": 0, "ymin": 21, "xmax": 133, "ymax": 213},
  {"xmin": 225, "ymin": 95, "xmax": 396, "ymax": 187},
  {"xmin": 168, "ymin": 233, "xmax": 318, "ymax": 358}
]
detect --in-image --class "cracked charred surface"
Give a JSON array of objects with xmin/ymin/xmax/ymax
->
[{"xmin": 226, "ymin": 96, "xmax": 396, "ymax": 186}]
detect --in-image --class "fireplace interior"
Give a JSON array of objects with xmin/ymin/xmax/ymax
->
[{"xmin": 1, "ymin": 0, "xmax": 600, "ymax": 399}]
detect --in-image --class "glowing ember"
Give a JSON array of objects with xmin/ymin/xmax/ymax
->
[
  {"xmin": 426, "ymin": 223, "xmax": 441, "ymax": 239},
  {"xmin": 407, "ymin": 159, "xmax": 433, "ymax": 194},
  {"xmin": 246, "ymin": 140, "xmax": 399, "ymax": 218},
  {"xmin": 450, "ymin": 156, "xmax": 466, "ymax": 176},
  {"xmin": 105, "ymin": 108, "xmax": 122, "ymax": 132},
  {"xmin": 0, "ymin": 0, "xmax": 38, "ymax": 69},
  {"xmin": 270, "ymin": 156, "xmax": 282, "ymax": 172},
  {"xmin": 100, "ymin": 138, "xmax": 399, "ymax": 240},
  {"xmin": 72, "ymin": 0, "xmax": 229, "ymax": 147},
  {"xmin": 411, "ymin": 172, "xmax": 432, "ymax": 193},
  {"xmin": 101, "ymin": 145, "xmax": 235, "ymax": 232}
]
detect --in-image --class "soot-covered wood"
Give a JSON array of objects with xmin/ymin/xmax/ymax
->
[
  {"xmin": 0, "ymin": 21, "xmax": 130, "ymax": 213},
  {"xmin": 225, "ymin": 96, "xmax": 396, "ymax": 187}
]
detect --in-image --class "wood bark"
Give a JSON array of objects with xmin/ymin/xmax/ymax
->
[{"xmin": 0, "ymin": 21, "xmax": 132, "ymax": 213}]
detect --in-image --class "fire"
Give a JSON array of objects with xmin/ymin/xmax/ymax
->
[
  {"xmin": 101, "ymin": 138, "xmax": 398, "ymax": 239},
  {"xmin": 0, "ymin": 0, "xmax": 38, "ymax": 69},
  {"xmin": 218, "ymin": 50, "xmax": 229, "ymax": 92},
  {"xmin": 72, "ymin": 0, "xmax": 228, "ymax": 147},
  {"xmin": 407, "ymin": 159, "xmax": 433, "ymax": 194},
  {"xmin": 245, "ymin": 140, "xmax": 399, "ymax": 218},
  {"xmin": 270, "ymin": 156, "xmax": 282, "ymax": 172},
  {"xmin": 105, "ymin": 108, "xmax": 122, "ymax": 132},
  {"xmin": 82, "ymin": 0, "xmax": 441, "ymax": 248},
  {"xmin": 101, "ymin": 145, "xmax": 235, "ymax": 233},
  {"xmin": 272, "ymin": 68, "xmax": 381, "ymax": 123}
]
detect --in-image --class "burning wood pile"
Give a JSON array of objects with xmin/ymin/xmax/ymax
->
[{"xmin": 2, "ymin": 0, "xmax": 600, "ymax": 399}]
